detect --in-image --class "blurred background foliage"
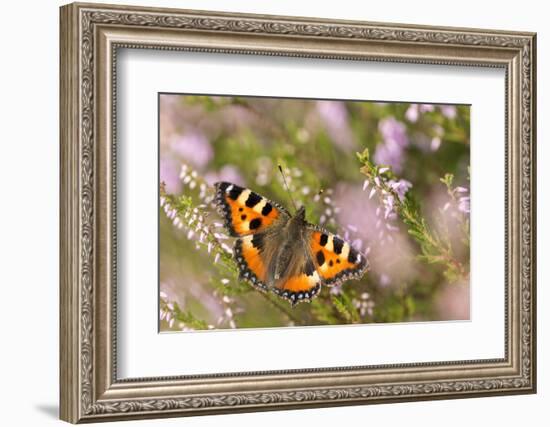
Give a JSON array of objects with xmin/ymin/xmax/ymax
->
[{"xmin": 159, "ymin": 94, "xmax": 470, "ymax": 332}]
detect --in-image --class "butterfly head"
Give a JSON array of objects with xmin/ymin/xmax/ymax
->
[{"xmin": 295, "ymin": 205, "xmax": 306, "ymax": 220}]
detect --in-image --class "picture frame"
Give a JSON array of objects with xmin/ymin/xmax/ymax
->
[{"xmin": 59, "ymin": 2, "xmax": 537, "ymax": 423}]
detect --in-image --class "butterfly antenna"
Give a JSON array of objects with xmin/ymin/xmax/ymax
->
[{"xmin": 278, "ymin": 164, "xmax": 298, "ymax": 212}]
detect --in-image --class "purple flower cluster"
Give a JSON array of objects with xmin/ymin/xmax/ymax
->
[
  {"xmin": 405, "ymin": 103, "xmax": 457, "ymax": 123},
  {"xmin": 170, "ymin": 130, "xmax": 213, "ymax": 169},
  {"xmin": 203, "ymin": 165, "xmax": 245, "ymax": 188},
  {"xmin": 160, "ymin": 157, "xmax": 182, "ymax": 194},
  {"xmin": 373, "ymin": 118, "xmax": 409, "ymax": 173},
  {"xmin": 316, "ymin": 100, "xmax": 356, "ymax": 152},
  {"xmin": 353, "ymin": 292, "xmax": 375, "ymax": 318},
  {"xmin": 362, "ymin": 168, "xmax": 412, "ymax": 245},
  {"xmin": 443, "ymin": 185, "xmax": 470, "ymax": 215},
  {"xmin": 404, "ymin": 103, "xmax": 458, "ymax": 153}
]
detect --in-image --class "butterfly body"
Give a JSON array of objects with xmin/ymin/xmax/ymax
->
[{"xmin": 214, "ymin": 182, "xmax": 368, "ymax": 305}]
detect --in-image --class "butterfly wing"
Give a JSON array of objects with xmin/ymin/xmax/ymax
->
[
  {"xmin": 269, "ymin": 236, "xmax": 322, "ymax": 305},
  {"xmin": 307, "ymin": 225, "xmax": 368, "ymax": 287},
  {"xmin": 214, "ymin": 182, "xmax": 290, "ymax": 291},
  {"xmin": 233, "ymin": 232, "xmax": 273, "ymax": 291},
  {"xmin": 214, "ymin": 182, "xmax": 290, "ymax": 237},
  {"xmin": 214, "ymin": 182, "xmax": 367, "ymax": 304}
]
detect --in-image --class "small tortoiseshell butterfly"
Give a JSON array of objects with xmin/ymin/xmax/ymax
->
[{"xmin": 214, "ymin": 181, "xmax": 368, "ymax": 306}]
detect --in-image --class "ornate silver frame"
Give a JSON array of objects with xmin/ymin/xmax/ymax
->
[{"xmin": 60, "ymin": 2, "xmax": 536, "ymax": 423}]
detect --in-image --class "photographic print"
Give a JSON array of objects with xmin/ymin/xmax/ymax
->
[
  {"xmin": 159, "ymin": 94, "xmax": 471, "ymax": 331},
  {"xmin": 60, "ymin": 5, "xmax": 536, "ymax": 420}
]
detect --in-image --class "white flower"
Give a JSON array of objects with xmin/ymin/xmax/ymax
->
[
  {"xmin": 369, "ymin": 188, "xmax": 377, "ymax": 199},
  {"xmin": 458, "ymin": 196, "xmax": 470, "ymax": 213},
  {"xmin": 389, "ymin": 179, "xmax": 412, "ymax": 201},
  {"xmin": 430, "ymin": 137, "xmax": 441, "ymax": 151}
]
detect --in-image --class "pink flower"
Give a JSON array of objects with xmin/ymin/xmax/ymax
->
[
  {"xmin": 419, "ymin": 104, "xmax": 435, "ymax": 113},
  {"xmin": 389, "ymin": 179, "xmax": 412, "ymax": 202},
  {"xmin": 171, "ymin": 131, "xmax": 213, "ymax": 169},
  {"xmin": 203, "ymin": 165, "xmax": 245, "ymax": 187},
  {"xmin": 405, "ymin": 104, "xmax": 419, "ymax": 122},
  {"xmin": 458, "ymin": 196, "xmax": 470, "ymax": 213},
  {"xmin": 316, "ymin": 101, "xmax": 356, "ymax": 152},
  {"xmin": 440, "ymin": 105, "xmax": 457, "ymax": 119},
  {"xmin": 374, "ymin": 117, "xmax": 409, "ymax": 173},
  {"xmin": 160, "ymin": 157, "xmax": 182, "ymax": 194}
]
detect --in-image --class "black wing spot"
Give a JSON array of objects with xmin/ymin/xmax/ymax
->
[
  {"xmin": 316, "ymin": 250, "xmax": 325, "ymax": 266},
  {"xmin": 249, "ymin": 218, "xmax": 262, "ymax": 230},
  {"xmin": 304, "ymin": 259, "xmax": 315, "ymax": 276},
  {"xmin": 241, "ymin": 214, "xmax": 247, "ymax": 220},
  {"xmin": 332, "ymin": 237, "xmax": 344, "ymax": 255},
  {"xmin": 251, "ymin": 233, "xmax": 264, "ymax": 250},
  {"xmin": 228, "ymin": 186, "xmax": 244, "ymax": 201},
  {"xmin": 239, "ymin": 207, "xmax": 244, "ymax": 212},
  {"xmin": 261, "ymin": 202, "xmax": 273, "ymax": 216},
  {"xmin": 218, "ymin": 182, "xmax": 230, "ymax": 192},
  {"xmin": 348, "ymin": 248, "xmax": 358, "ymax": 263},
  {"xmin": 336, "ymin": 259, "xmax": 341, "ymax": 264},
  {"xmin": 245, "ymin": 192, "xmax": 262, "ymax": 208},
  {"xmin": 319, "ymin": 234, "xmax": 329, "ymax": 246},
  {"xmin": 329, "ymin": 260, "xmax": 334, "ymax": 267}
]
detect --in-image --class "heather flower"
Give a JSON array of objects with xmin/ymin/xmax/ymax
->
[
  {"xmin": 160, "ymin": 157, "xmax": 182, "ymax": 194},
  {"xmin": 379, "ymin": 117, "xmax": 409, "ymax": 147},
  {"xmin": 159, "ymin": 286, "xmax": 213, "ymax": 331},
  {"xmin": 458, "ymin": 196, "xmax": 470, "ymax": 213},
  {"xmin": 213, "ymin": 292, "xmax": 242, "ymax": 329},
  {"xmin": 374, "ymin": 117, "xmax": 409, "ymax": 173},
  {"xmin": 430, "ymin": 137, "xmax": 441, "ymax": 151},
  {"xmin": 419, "ymin": 104, "xmax": 435, "ymax": 113},
  {"xmin": 203, "ymin": 165, "xmax": 245, "ymax": 187},
  {"xmin": 171, "ymin": 130, "xmax": 213, "ymax": 169},
  {"xmin": 388, "ymin": 179, "xmax": 412, "ymax": 202},
  {"xmin": 160, "ymin": 168, "xmax": 234, "ymax": 273},
  {"xmin": 316, "ymin": 100, "xmax": 355, "ymax": 152},
  {"xmin": 405, "ymin": 104, "xmax": 419, "ymax": 122},
  {"xmin": 255, "ymin": 156, "xmax": 274, "ymax": 186},
  {"xmin": 440, "ymin": 105, "xmax": 457, "ymax": 119},
  {"xmin": 315, "ymin": 188, "xmax": 337, "ymax": 226},
  {"xmin": 440, "ymin": 174, "xmax": 470, "ymax": 216},
  {"xmin": 379, "ymin": 274, "xmax": 391, "ymax": 286},
  {"xmin": 352, "ymin": 292, "xmax": 375, "ymax": 318}
]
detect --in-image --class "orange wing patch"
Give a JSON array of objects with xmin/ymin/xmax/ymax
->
[
  {"xmin": 214, "ymin": 182, "xmax": 285, "ymax": 236},
  {"xmin": 310, "ymin": 230, "xmax": 368, "ymax": 286},
  {"xmin": 274, "ymin": 270, "xmax": 321, "ymax": 305},
  {"xmin": 234, "ymin": 234, "xmax": 268, "ymax": 291},
  {"xmin": 279, "ymin": 273, "xmax": 319, "ymax": 293}
]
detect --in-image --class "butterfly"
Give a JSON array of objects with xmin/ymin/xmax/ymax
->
[{"xmin": 213, "ymin": 181, "xmax": 368, "ymax": 306}]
